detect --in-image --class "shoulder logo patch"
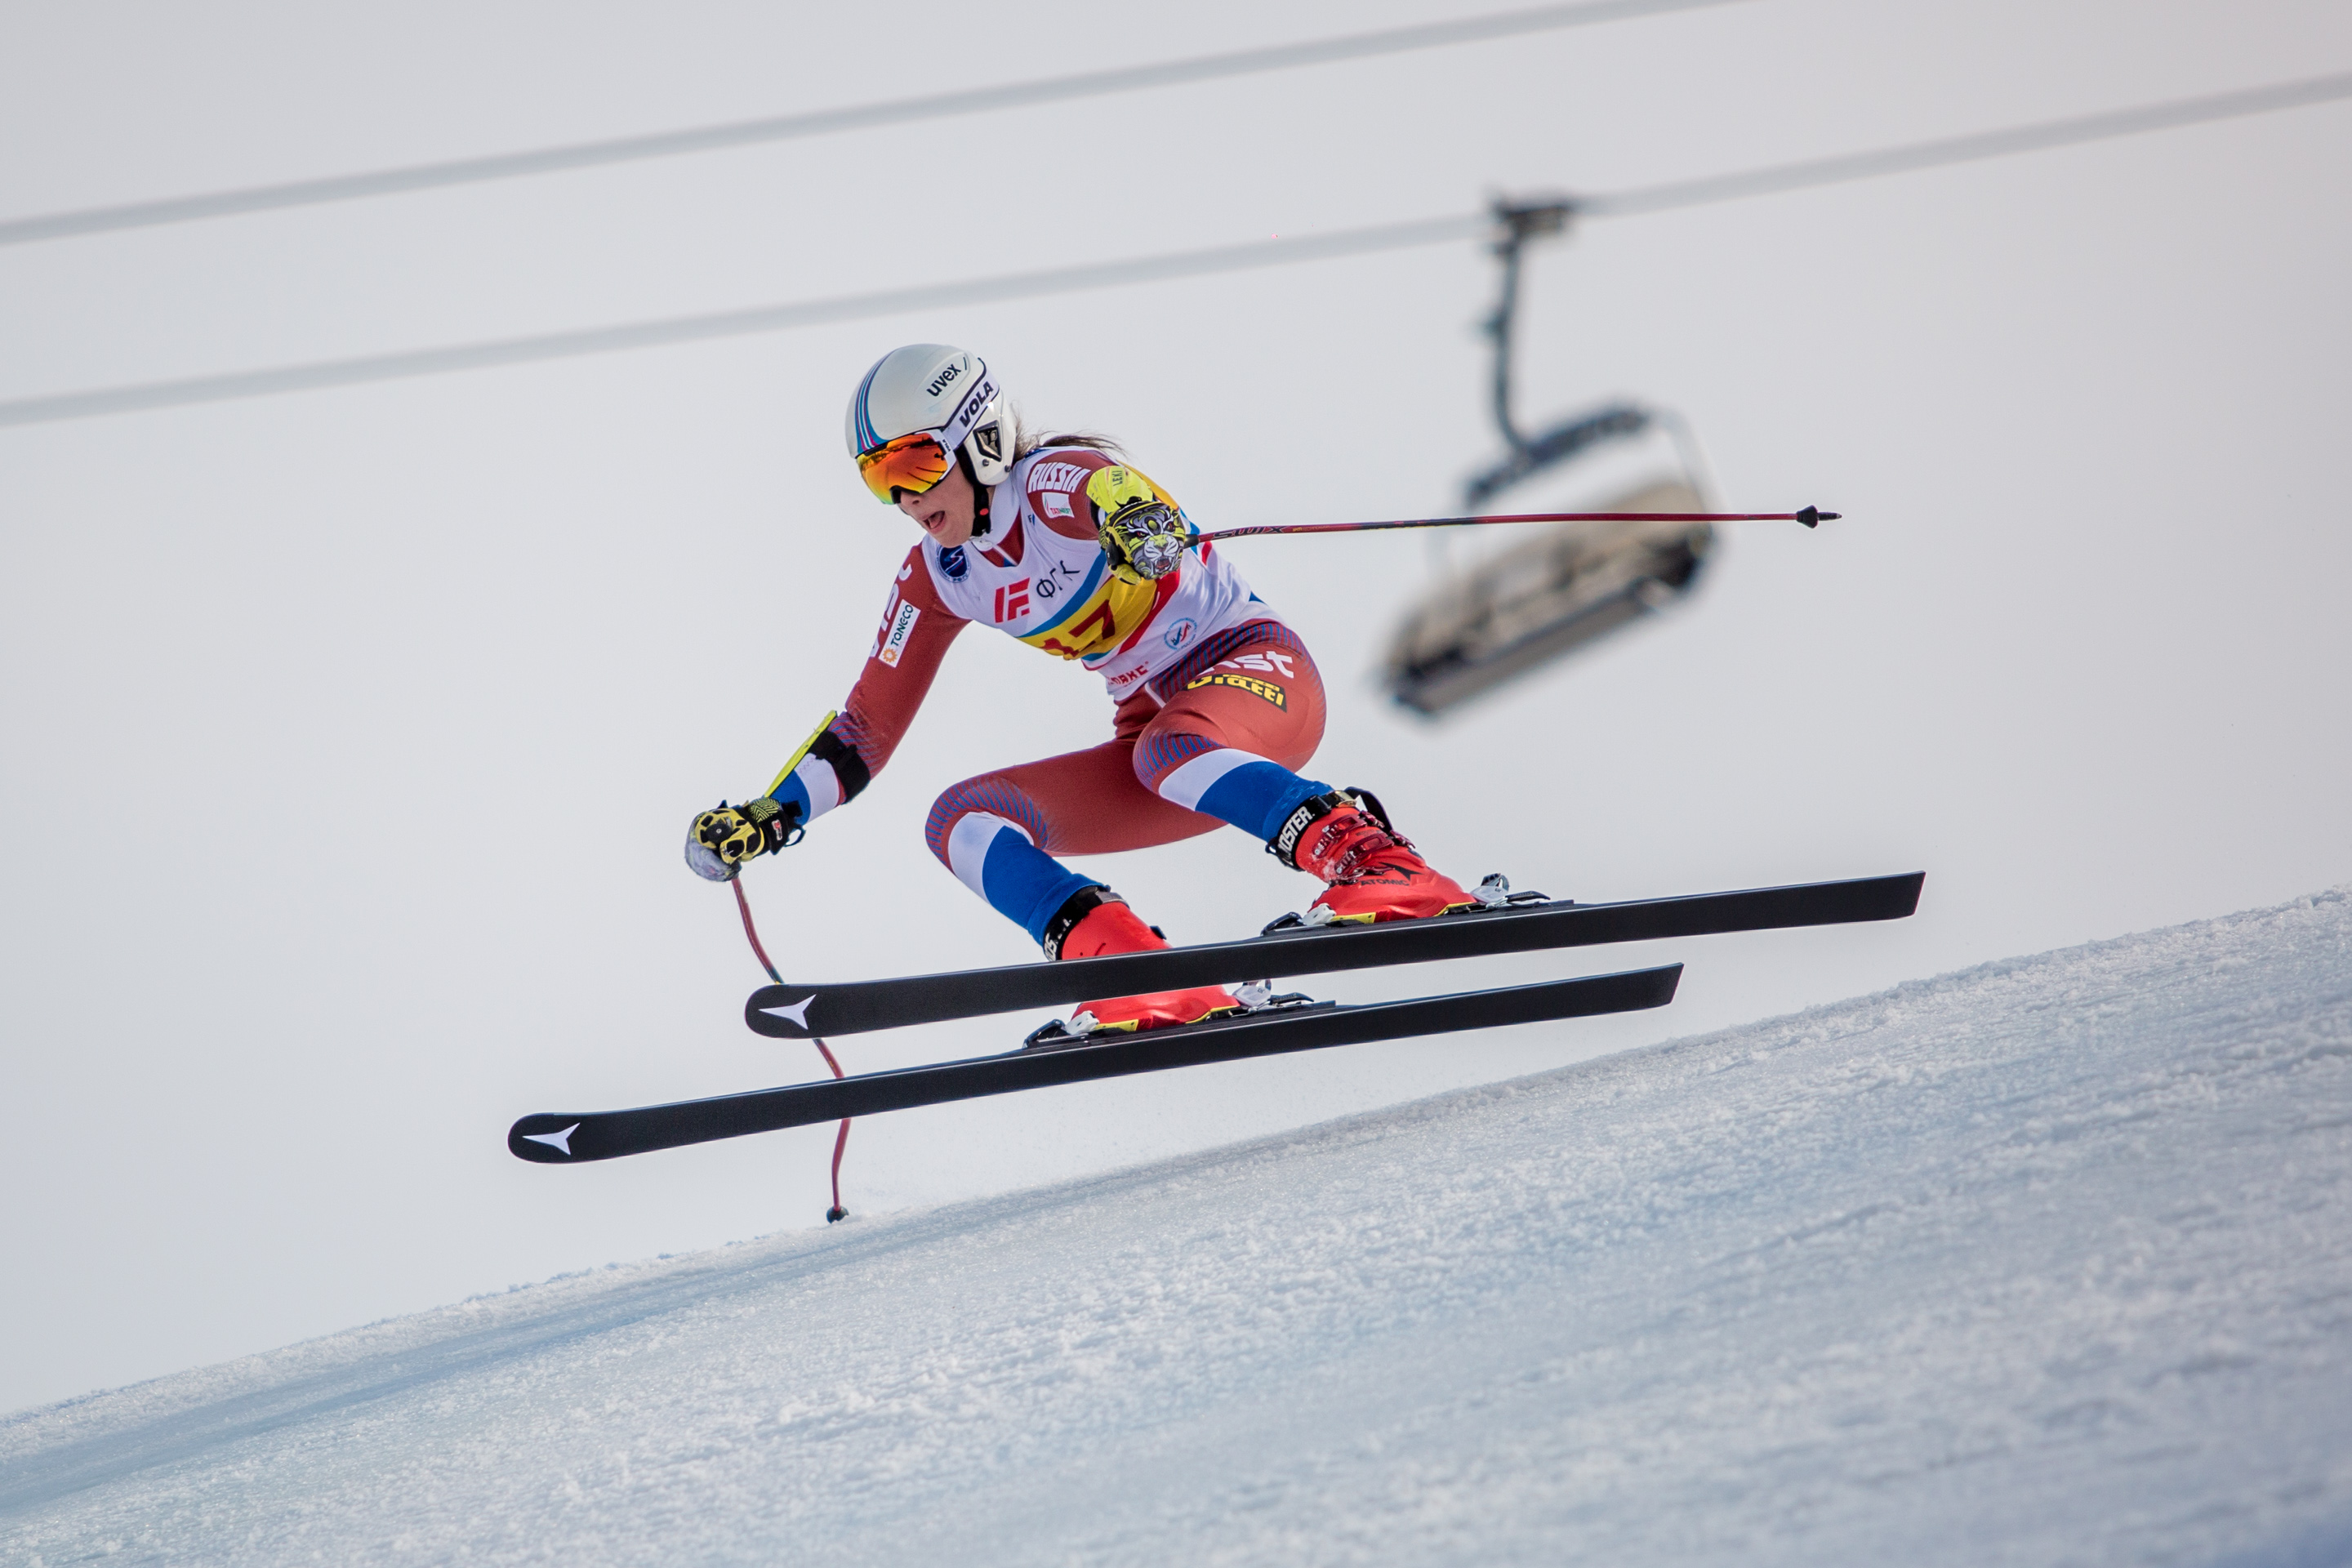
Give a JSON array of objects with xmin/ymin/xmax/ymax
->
[{"xmin": 937, "ymin": 545, "xmax": 968, "ymax": 580}]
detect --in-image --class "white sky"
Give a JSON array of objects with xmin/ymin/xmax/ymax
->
[{"xmin": 2, "ymin": 0, "xmax": 2346, "ymax": 1417}]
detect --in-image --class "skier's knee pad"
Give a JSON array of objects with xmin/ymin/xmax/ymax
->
[
  {"xmin": 924, "ymin": 777, "xmax": 1050, "ymax": 868},
  {"xmin": 1133, "ymin": 729, "xmax": 1224, "ymax": 793}
]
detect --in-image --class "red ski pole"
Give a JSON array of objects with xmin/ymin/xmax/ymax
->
[
  {"xmin": 1194, "ymin": 504, "xmax": 1836, "ymax": 542},
  {"xmin": 728, "ymin": 706, "xmax": 853, "ymax": 1225},
  {"xmin": 733, "ymin": 876, "xmax": 851, "ymax": 1223}
]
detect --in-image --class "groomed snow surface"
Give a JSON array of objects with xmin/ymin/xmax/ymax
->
[{"xmin": 7, "ymin": 891, "xmax": 2350, "ymax": 1566}]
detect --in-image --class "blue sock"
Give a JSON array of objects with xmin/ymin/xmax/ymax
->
[
  {"xmin": 956, "ymin": 819, "xmax": 1100, "ymax": 944},
  {"xmin": 1192, "ymin": 761, "xmax": 1333, "ymax": 842}
]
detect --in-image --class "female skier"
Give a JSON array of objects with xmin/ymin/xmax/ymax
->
[{"xmin": 686, "ymin": 343, "xmax": 1476, "ymax": 1032}]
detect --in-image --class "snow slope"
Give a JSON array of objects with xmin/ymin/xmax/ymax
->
[{"xmin": 6, "ymin": 889, "xmax": 2350, "ymax": 1566}]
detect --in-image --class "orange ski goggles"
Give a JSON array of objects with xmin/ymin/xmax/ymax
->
[{"xmin": 854, "ymin": 430, "xmax": 956, "ymax": 503}]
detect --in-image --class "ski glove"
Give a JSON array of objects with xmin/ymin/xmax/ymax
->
[
  {"xmin": 1088, "ymin": 466, "xmax": 1187, "ymax": 584},
  {"xmin": 684, "ymin": 796, "xmax": 801, "ymax": 882}
]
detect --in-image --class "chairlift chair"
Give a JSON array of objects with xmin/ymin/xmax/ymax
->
[{"xmin": 1383, "ymin": 200, "xmax": 1720, "ymax": 716}]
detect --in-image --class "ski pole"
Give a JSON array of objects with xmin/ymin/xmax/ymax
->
[
  {"xmin": 1194, "ymin": 504, "xmax": 1836, "ymax": 542},
  {"xmin": 737, "ymin": 707, "xmax": 853, "ymax": 1224},
  {"xmin": 733, "ymin": 875, "xmax": 853, "ymax": 1223}
]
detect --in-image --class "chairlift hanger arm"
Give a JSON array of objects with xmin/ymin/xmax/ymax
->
[
  {"xmin": 1483, "ymin": 198, "xmax": 1578, "ymax": 455},
  {"xmin": 1469, "ymin": 196, "xmax": 1694, "ymax": 507}
]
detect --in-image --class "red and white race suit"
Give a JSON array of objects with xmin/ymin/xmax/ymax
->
[{"xmin": 777, "ymin": 444, "xmax": 1328, "ymax": 865}]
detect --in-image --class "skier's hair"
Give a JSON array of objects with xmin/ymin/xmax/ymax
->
[{"xmin": 1009, "ymin": 408, "xmax": 1124, "ymax": 460}]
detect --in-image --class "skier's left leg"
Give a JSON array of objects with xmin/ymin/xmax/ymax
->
[
  {"xmin": 1136, "ymin": 634, "xmax": 1476, "ymax": 924},
  {"xmin": 924, "ymin": 733, "xmax": 1240, "ymax": 1032}
]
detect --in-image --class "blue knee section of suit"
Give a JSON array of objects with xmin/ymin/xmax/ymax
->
[
  {"xmin": 1195, "ymin": 761, "xmax": 1333, "ymax": 843},
  {"xmin": 978, "ymin": 825, "xmax": 1101, "ymax": 944}
]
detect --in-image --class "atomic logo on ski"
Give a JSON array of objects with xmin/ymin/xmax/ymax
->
[
  {"xmin": 520, "ymin": 1122, "xmax": 580, "ymax": 1156},
  {"xmin": 760, "ymin": 995, "xmax": 816, "ymax": 1029}
]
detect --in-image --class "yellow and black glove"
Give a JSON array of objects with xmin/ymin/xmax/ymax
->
[
  {"xmin": 1087, "ymin": 466, "xmax": 1189, "ymax": 584},
  {"xmin": 684, "ymin": 796, "xmax": 801, "ymax": 883}
]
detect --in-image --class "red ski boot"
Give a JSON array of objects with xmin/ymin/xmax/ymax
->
[
  {"xmin": 1045, "ymin": 887, "xmax": 1240, "ymax": 1034},
  {"xmin": 1269, "ymin": 790, "xmax": 1476, "ymax": 924}
]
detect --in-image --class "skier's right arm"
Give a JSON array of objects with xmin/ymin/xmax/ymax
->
[{"xmin": 685, "ymin": 546, "xmax": 966, "ymax": 880}]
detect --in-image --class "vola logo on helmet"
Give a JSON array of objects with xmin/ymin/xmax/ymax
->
[{"xmin": 942, "ymin": 374, "xmax": 997, "ymax": 449}]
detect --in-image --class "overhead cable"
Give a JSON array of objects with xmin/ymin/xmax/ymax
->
[
  {"xmin": 0, "ymin": 216, "xmax": 1486, "ymax": 427},
  {"xmin": 0, "ymin": 0, "xmax": 1740, "ymax": 248},
  {"xmin": 2, "ymin": 71, "xmax": 2345, "ymax": 431},
  {"xmin": 1579, "ymin": 69, "xmax": 2352, "ymax": 216}
]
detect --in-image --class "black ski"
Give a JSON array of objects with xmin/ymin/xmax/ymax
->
[
  {"xmin": 513, "ymin": 964, "xmax": 1681, "ymax": 1164},
  {"xmin": 746, "ymin": 871, "xmax": 1922, "ymax": 1040}
]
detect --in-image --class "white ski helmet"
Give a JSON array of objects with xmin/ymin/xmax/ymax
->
[{"xmin": 844, "ymin": 344, "xmax": 1012, "ymax": 501}]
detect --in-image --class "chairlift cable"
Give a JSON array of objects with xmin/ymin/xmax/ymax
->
[
  {"xmin": 0, "ymin": 0, "xmax": 1743, "ymax": 248},
  {"xmin": 2, "ymin": 71, "xmax": 2345, "ymax": 430}
]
